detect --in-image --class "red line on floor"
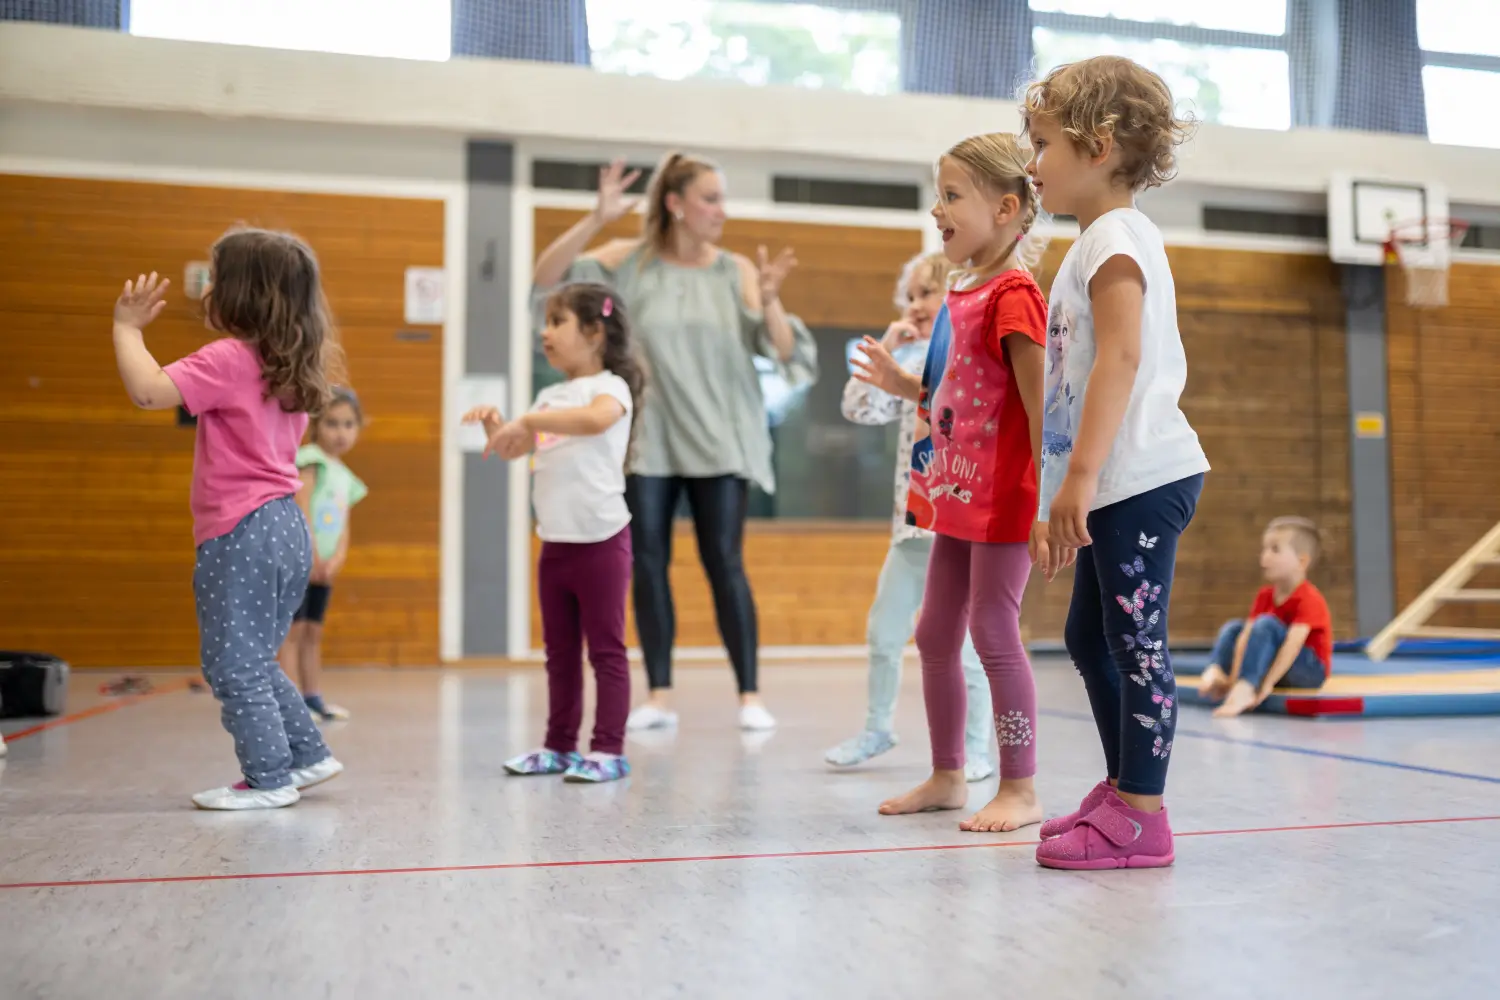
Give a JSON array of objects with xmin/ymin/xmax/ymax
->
[
  {"xmin": 3, "ymin": 813, "xmax": 1496, "ymax": 891},
  {"xmin": 3, "ymin": 677, "xmax": 194, "ymax": 743}
]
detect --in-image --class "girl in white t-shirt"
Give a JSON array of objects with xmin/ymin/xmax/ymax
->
[
  {"xmin": 463, "ymin": 282, "xmax": 645, "ymax": 784},
  {"xmin": 1022, "ymin": 56, "xmax": 1210, "ymax": 870}
]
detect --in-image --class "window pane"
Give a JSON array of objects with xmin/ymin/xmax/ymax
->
[
  {"xmin": 587, "ymin": 0, "xmax": 901, "ymax": 95},
  {"xmin": 129, "ymin": 0, "xmax": 450, "ymax": 61},
  {"xmin": 1424, "ymin": 66, "xmax": 1500, "ymax": 149},
  {"xmin": 1033, "ymin": 28, "xmax": 1290, "ymax": 129},
  {"xmin": 1029, "ymin": 0, "xmax": 1285, "ymax": 35},
  {"xmin": 1418, "ymin": 0, "xmax": 1500, "ymax": 57}
]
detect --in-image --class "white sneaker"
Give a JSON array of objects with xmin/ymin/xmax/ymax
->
[
  {"xmin": 964, "ymin": 757, "xmax": 996, "ymax": 782},
  {"xmin": 738, "ymin": 704, "xmax": 777, "ymax": 731},
  {"xmin": 288, "ymin": 756, "xmax": 344, "ymax": 790},
  {"xmin": 192, "ymin": 782, "xmax": 300, "ymax": 810},
  {"xmin": 626, "ymin": 705, "xmax": 679, "ymax": 731}
]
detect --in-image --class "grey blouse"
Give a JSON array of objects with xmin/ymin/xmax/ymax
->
[{"xmin": 535, "ymin": 246, "xmax": 819, "ymax": 494}]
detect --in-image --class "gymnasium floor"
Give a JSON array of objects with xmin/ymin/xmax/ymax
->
[{"xmin": 3, "ymin": 659, "xmax": 1498, "ymax": 999}]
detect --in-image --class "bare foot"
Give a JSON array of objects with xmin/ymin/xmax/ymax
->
[
  {"xmin": 1196, "ymin": 664, "xmax": 1230, "ymax": 701},
  {"xmin": 959, "ymin": 778, "xmax": 1043, "ymax": 833},
  {"xmin": 1213, "ymin": 679, "xmax": 1259, "ymax": 718},
  {"xmin": 878, "ymin": 770, "xmax": 968, "ymax": 815}
]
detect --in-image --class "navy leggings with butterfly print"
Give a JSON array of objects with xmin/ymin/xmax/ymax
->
[{"xmin": 1063, "ymin": 474, "xmax": 1203, "ymax": 797}]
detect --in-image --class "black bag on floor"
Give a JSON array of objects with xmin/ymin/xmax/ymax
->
[{"xmin": 0, "ymin": 651, "xmax": 69, "ymax": 718}]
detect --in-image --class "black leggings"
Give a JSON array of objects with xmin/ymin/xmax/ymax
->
[{"xmin": 626, "ymin": 475, "xmax": 758, "ymax": 694}]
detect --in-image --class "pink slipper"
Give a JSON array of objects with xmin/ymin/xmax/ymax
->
[
  {"xmin": 1039, "ymin": 779, "xmax": 1114, "ymax": 839},
  {"xmin": 1035, "ymin": 798, "xmax": 1174, "ymax": 870}
]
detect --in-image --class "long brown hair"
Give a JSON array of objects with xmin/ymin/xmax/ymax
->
[
  {"xmin": 641, "ymin": 150, "xmax": 718, "ymax": 257},
  {"xmin": 205, "ymin": 227, "xmax": 343, "ymax": 413},
  {"xmin": 544, "ymin": 282, "xmax": 647, "ymax": 468}
]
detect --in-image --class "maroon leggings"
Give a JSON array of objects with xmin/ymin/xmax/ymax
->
[{"xmin": 538, "ymin": 527, "xmax": 632, "ymax": 756}]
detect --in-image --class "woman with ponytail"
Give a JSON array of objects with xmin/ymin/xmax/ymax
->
[{"xmin": 532, "ymin": 152, "xmax": 819, "ymax": 733}]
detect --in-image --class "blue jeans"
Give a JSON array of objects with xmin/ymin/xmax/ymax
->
[
  {"xmin": 1211, "ymin": 616, "xmax": 1327, "ymax": 691},
  {"xmin": 1064, "ymin": 474, "xmax": 1203, "ymax": 797}
]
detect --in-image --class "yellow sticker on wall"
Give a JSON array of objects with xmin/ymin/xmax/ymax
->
[{"xmin": 1354, "ymin": 412, "xmax": 1386, "ymax": 439}]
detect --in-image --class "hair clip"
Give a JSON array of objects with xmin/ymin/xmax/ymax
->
[{"xmin": 601, "ymin": 296, "xmax": 614, "ymax": 318}]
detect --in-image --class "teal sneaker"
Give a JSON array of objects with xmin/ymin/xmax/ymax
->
[
  {"xmin": 562, "ymin": 753, "xmax": 631, "ymax": 783},
  {"xmin": 504, "ymin": 749, "xmax": 583, "ymax": 776}
]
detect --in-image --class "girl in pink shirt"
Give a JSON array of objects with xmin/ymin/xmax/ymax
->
[{"xmin": 111, "ymin": 227, "xmax": 346, "ymax": 811}]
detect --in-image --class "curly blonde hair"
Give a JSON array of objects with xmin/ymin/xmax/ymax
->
[
  {"xmin": 892, "ymin": 251, "xmax": 955, "ymax": 312},
  {"xmin": 1022, "ymin": 56, "xmax": 1194, "ymax": 192}
]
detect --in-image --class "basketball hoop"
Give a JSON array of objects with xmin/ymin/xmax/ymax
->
[{"xmin": 1384, "ymin": 218, "xmax": 1469, "ymax": 308}]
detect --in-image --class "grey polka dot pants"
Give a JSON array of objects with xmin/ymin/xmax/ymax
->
[{"xmin": 194, "ymin": 496, "xmax": 330, "ymax": 790}]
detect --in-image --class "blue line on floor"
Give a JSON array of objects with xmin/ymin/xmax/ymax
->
[{"xmin": 1037, "ymin": 708, "xmax": 1500, "ymax": 786}]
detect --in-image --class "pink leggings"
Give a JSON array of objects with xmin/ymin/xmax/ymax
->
[{"xmin": 915, "ymin": 535, "xmax": 1036, "ymax": 776}]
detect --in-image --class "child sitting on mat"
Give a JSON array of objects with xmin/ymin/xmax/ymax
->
[{"xmin": 1198, "ymin": 516, "xmax": 1333, "ymax": 717}]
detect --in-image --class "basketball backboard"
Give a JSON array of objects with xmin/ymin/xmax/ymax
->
[{"xmin": 1328, "ymin": 173, "xmax": 1450, "ymax": 266}]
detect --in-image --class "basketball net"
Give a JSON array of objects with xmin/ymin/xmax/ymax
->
[{"xmin": 1385, "ymin": 219, "xmax": 1468, "ymax": 308}]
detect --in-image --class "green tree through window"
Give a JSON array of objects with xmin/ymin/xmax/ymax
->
[{"xmin": 587, "ymin": 1, "xmax": 901, "ymax": 95}]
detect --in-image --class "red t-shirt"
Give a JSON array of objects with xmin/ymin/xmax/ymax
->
[
  {"xmin": 1250, "ymin": 581, "xmax": 1333, "ymax": 676},
  {"xmin": 905, "ymin": 270, "xmax": 1047, "ymax": 544}
]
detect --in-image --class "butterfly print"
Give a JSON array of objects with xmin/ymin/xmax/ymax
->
[
  {"xmin": 1139, "ymin": 533, "xmax": 1158, "ymax": 550},
  {"xmin": 1120, "ymin": 555, "xmax": 1145, "ymax": 578},
  {"xmin": 1132, "ymin": 713, "xmax": 1163, "ymax": 735},
  {"xmin": 1152, "ymin": 736, "xmax": 1173, "ymax": 759},
  {"xmin": 1150, "ymin": 683, "xmax": 1174, "ymax": 722}
]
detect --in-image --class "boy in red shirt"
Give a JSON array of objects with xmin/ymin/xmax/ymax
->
[{"xmin": 1198, "ymin": 517, "xmax": 1333, "ymax": 717}]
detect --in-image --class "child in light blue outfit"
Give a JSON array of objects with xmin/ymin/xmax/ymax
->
[{"xmin": 825, "ymin": 252, "xmax": 995, "ymax": 781}]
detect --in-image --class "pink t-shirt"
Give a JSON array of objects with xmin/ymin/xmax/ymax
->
[{"xmin": 164, "ymin": 338, "xmax": 308, "ymax": 545}]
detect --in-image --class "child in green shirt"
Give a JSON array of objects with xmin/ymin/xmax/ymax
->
[{"xmin": 279, "ymin": 388, "xmax": 367, "ymax": 722}]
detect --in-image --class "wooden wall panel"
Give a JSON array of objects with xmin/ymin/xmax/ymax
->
[
  {"xmin": 0, "ymin": 174, "xmax": 444, "ymax": 668},
  {"xmin": 1021, "ymin": 242, "xmax": 1355, "ymax": 643},
  {"xmin": 1388, "ymin": 263, "xmax": 1500, "ymax": 628}
]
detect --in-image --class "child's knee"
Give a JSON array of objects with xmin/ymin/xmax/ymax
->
[{"xmin": 1248, "ymin": 614, "xmax": 1281, "ymax": 638}]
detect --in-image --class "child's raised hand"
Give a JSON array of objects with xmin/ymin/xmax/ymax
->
[
  {"xmin": 114, "ymin": 273, "xmax": 170, "ymax": 329},
  {"xmin": 461, "ymin": 405, "xmax": 505, "ymax": 439},
  {"xmin": 851, "ymin": 336, "xmax": 906, "ymax": 395},
  {"xmin": 880, "ymin": 319, "xmax": 922, "ymax": 352}
]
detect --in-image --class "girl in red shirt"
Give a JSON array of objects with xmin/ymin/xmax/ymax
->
[{"xmin": 872, "ymin": 133, "xmax": 1048, "ymax": 832}]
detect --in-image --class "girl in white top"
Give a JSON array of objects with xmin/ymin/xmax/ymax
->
[
  {"xmin": 1023, "ymin": 56, "xmax": 1210, "ymax": 871},
  {"xmin": 824, "ymin": 251, "xmax": 995, "ymax": 781},
  {"xmin": 463, "ymin": 282, "xmax": 645, "ymax": 784}
]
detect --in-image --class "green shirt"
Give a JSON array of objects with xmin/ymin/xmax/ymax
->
[{"xmin": 297, "ymin": 443, "xmax": 368, "ymax": 561}]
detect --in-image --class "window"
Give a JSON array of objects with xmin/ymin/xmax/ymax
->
[
  {"xmin": 1030, "ymin": 2, "xmax": 1290, "ymax": 130},
  {"xmin": 586, "ymin": 0, "xmax": 902, "ymax": 95},
  {"xmin": 128, "ymin": 0, "xmax": 451, "ymax": 62},
  {"xmin": 1029, "ymin": 0, "xmax": 1284, "ymax": 35},
  {"xmin": 1418, "ymin": 0, "xmax": 1500, "ymax": 149}
]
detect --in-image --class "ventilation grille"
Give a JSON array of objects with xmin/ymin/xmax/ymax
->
[
  {"xmin": 1460, "ymin": 224, "xmax": 1500, "ymax": 251},
  {"xmin": 773, "ymin": 175, "xmax": 921, "ymax": 211},
  {"xmin": 531, "ymin": 160, "xmax": 653, "ymax": 194},
  {"xmin": 1203, "ymin": 206, "xmax": 1329, "ymax": 240}
]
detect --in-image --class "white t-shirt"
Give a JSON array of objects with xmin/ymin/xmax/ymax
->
[
  {"xmin": 530, "ymin": 371, "xmax": 634, "ymax": 543},
  {"xmin": 1038, "ymin": 208, "xmax": 1209, "ymax": 519}
]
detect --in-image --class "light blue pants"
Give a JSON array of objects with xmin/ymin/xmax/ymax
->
[{"xmin": 866, "ymin": 536, "xmax": 991, "ymax": 759}]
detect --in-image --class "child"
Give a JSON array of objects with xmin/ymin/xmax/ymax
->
[
  {"xmin": 463, "ymin": 282, "xmax": 644, "ymax": 783},
  {"xmin": 825, "ymin": 251, "xmax": 996, "ymax": 782},
  {"xmin": 278, "ymin": 387, "xmax": 367, "ymax": 723},
  {"xmin": 870, "ymin": 134, "xmax": 1049, "ymax": 833},
  {"xmin": 1023, "ymin": 56, "xmax": 1210, "ymax": 869},
  {"xmin": 1199, "ymin": 517, "xmax": 1332, "ymax": 717},
  {"xmin": 110, "ymin": 229, "xmax": 345, "ymax": 810}
]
